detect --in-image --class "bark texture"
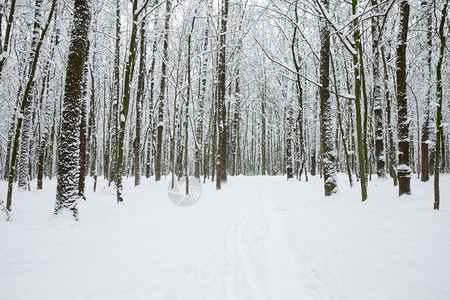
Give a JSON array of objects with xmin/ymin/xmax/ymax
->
[
  {"xmin": 56, "ymin": 0, "xmax": 91, "ymax": 218},
  {"xmin": 396, "ymin": 0, "xmax": 411, "ymax": 196}
]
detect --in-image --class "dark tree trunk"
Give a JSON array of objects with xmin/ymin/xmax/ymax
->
[
  {"xmin": 146, "ymin": 6, "xmax": 158, "ymax": 179},
  {"xmin": 319, "ymin": 0, "xmax": 337, "ymax": 195},
  {"xmin": 372, "ymin": 0, "xmax": 385, "ymax": 178},
  {"xmin": 55, "ymin": 0, "xmax": 90, "ymax": 219},
  {"xmin": 434, "ymin": 1, "xmax": 448, "ymax": 210},
  {"xmin": 396, "ymin": 0, "xmax": 411, "ymax": 196},
  {"xmin": 421, "ymin": 0, "xmax": 432, "ymax": 182},
  {"xmin": 350, "ymin": 0, "xmax": 368, "ymax": 201},
  {"xmin": 381, "ymin": 44, "xmax": 397, "ymax": 186},
  {"xmin": 135, "ymin": 15, "xmax": 146, "ymax": 186},
  {"xmin": 116, "ymin": 0, "xmax": 144, "ymax": 203},
  {"xmin": 109, "ymin": 0, "xmax": 121, "ymax": 185},
  {"xmin": 216, "ymin": 0, "xmax": 229, "ymax": 190},
  {"xmin": 155, "ymin": 0, "xmax": 171, "ymax": 182}
]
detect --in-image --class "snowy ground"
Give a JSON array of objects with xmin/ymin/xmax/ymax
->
[{"xmin": 1, "ymin": 174, "xmax": 449, "ymax": 299}]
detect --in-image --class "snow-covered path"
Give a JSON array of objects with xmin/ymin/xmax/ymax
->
[
  {"xmin": 1, "ymin": 175, "xmax": 450, "ymax": 299},
  {"xmin": 225, "ymin": 183, "xmax": 301, "ymax": 299},
  {"xmin": 260, "ymin": 185, "xmax": 302, "ymax": 299}
]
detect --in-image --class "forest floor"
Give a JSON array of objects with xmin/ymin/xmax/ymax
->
[{"xmin": 1, "ymin": 174, "xmax": 449, "ymax": 299}]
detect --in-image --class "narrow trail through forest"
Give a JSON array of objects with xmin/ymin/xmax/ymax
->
[
  {"xmin": 261, "ymin": 186, "xmax": 302, "ymax": 299},
  {"xmin": 225, "ymin": 181, "xmax": 303, "ymax": 299}
]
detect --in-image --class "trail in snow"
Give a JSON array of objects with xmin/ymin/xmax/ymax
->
[
  {"xmin": 261, "ymin": 185, "xmax": 302, "ymax": 299},
  {"xmin": 226, "ymin": 198, "xmax": 263, "ymax": 299},
  {"xmin": 226, "ymin": 182, "xmax": 303, "ymax": 299}
]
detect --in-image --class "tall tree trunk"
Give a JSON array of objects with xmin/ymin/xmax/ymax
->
[
  {"xmin": 55, "ymin": 0, "xmax": 90, "ymax": 219},
  {"xmin": 116, "ymin": 0, "xmax": 144, "ymax": 203},
  {"xmin": 352, "ymin": 0, "xmax": 368, "ymax": 201},
  {"xmin": 184, "ymin": 14, "xmax": 196, "ymax": 193},
  {"xmin": 372, "ymin": 0, "xmax": 385, "ymax": 178},
  {"xmin": 396, "ymin": 0, "xmax": 411, "ymax": 196},
  {"xmin": 291, "ymin": 7, "xmax": 307, "ymax": 181},
  {"xmin": 18, "ymin": 0, "xmax": 42, "ymax": 190},
  {"xmin": 109, "ymin": 0, "xmax": 121, "ymax": 185},
  {"xmin": 216, "ymin": 0, "xmax": 229, "ymax": 190},
  {"xmin": 155, "ymin": 0, "xmax": 171, "ymax": 182},
  {"xmin": 146, "ymin": 2, "xmax": 158, "ymax": 179},
  {"xmin": 319, "ymin": 0, "xmax": 337, "ymax": 195},
  {"xmin": 421, "ymin": 0, "xmax": 432, "ymax": 182},
  {"xmin": 135, "ymin": 14, "xmax": 146, "ymax": 186},
  {"xmin": 381, "ymin": 44, "xmax": 397, "ymax": 186},
  {"xmin": 434, "ymin": 0, "xmax": 448, "ymax": 210},
  {"xmin": 195, "ymin": 27, "xmax": 208, "ymax": 179},
  {"xmin": 88, "ymin": 66, "xmax": 97, "ymax": 191}
]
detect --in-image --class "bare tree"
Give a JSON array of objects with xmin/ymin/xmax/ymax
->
[
  {"xmin": 396, "ymin": 0, "xmax": 411, "ymax": 196},
  {"xmin": 55, "ymin": 0, "xmax": 90, "ymax": 219}
]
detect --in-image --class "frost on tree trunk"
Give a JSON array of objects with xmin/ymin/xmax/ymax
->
[
  {"xmin": 116, "ymin": 0, "xmax": 144, "ymax": 202},
  {"xmin": 79, "ymin": 75, "xmax": 88, "ymax": 199},
  {"xmin": 421, "ymin": 0, "xmax": 432, "ymax": 182},
  {"xmin": 18, "ymin": 0, "xmax": 42, "ymax": 190},
  {"xmin": 230, "ymin": 64, "xmax": 240, "ymax": 177},
  {"xmin": 195, "ymin": 27, "xmax": 208, "ymax": 179},
  {"xmin": 155, "ymin": 0, "xmax": 171, "ymax": 182},
  {"xmin": 319, "ymin": 0, "xmax": 337, "ymax": 195},
  {"xmin": 216, "ymin": 0, "xmax": 229, "ymax": 190},
  {"xmin": 285, "ymin": 83, "xmax": 294, "ymax": 180},
  {"xmin": 146, "ymin": 8, "xmax": 158, "ymax": 179},
  {"xmin": 55, "ymin": 0, "xmax": 91, "ymax": 219},
  {"xmin": 108, "ymin": 0, "xmax": 120, "ymax": 186},
  {"xmin": 396, "ymin": 0, "xmax": 411, "ymax": 196},
  {"xmin": 372, "ymin": 0, "xmax": 385, "ymax": 179},
  {"xmin": 135, "ymin": 15, "xmax": 146, "ymax": 186}
]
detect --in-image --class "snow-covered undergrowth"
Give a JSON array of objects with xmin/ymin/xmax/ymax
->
[{"xmin": 1, "ymin": 175, "xmax": 449, "ymax": 299}]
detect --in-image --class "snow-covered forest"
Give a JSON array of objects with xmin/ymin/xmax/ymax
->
[{"xmin": 0, "ymin": 0, "xmax": 449, "ymax": 298}]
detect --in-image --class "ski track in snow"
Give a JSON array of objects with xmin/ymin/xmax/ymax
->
[
  {"xmin": 226, "ymin": 196, "xmax": 263, "ymax": 299},
  {"xmin": 261, "ymin": 186, "xmax": 302, "ymax": 299},
  {"xmin": 226, "ymin": 182, "xmax": 303, "ymax": 299}
]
